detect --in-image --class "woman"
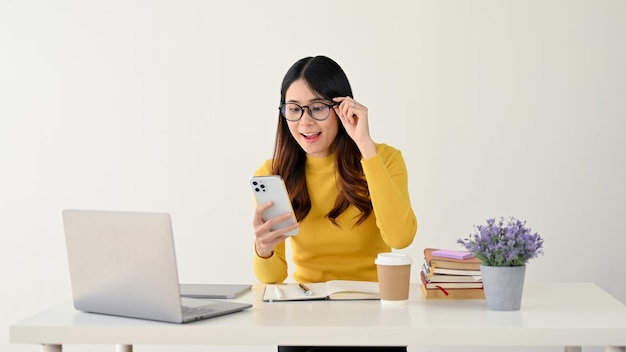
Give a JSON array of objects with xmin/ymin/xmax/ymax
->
[{"xmin": 252, "ymin": 56, "xmax": 417, "ymax": 352}]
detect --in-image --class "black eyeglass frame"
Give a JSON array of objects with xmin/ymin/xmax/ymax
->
[{"xmin": 278, "ymin": 102, "xmax": 338, "ymax": 122}]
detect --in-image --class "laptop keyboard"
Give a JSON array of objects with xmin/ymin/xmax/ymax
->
[{"xmin": 182, "ymin": 305, "xmax": 218, "ymax": 317}]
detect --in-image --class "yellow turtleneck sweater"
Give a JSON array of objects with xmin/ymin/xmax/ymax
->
[{"xmin": 253, "ymin": 143, "xmax": 417, "ymax": 284}]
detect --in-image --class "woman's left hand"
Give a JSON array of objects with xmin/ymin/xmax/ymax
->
[{"xmin": 333, "ymin": 97, "xmax": 377, "ymax": 159}]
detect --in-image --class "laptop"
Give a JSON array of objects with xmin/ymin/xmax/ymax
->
[
  {"xmin": 180, "ymin": 283, "xmax": 252, "ymax": 299},
  {"xmin": 62, "ymin": 209, "xmax": 252, "ymax": 323}
]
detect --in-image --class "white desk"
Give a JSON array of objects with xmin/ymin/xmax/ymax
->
[{"xmin": 10, "ymin": 282, "xmax": 626, "ymax": 352}]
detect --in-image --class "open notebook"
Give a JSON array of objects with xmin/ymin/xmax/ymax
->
[{"xmin": 263, "ymin": 280, "xmax": 380, "ymax": 302}]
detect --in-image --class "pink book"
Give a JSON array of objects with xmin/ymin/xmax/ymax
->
[{"xmin": 431, "ymin": 249, "xmax": 474, "ymax": 260}]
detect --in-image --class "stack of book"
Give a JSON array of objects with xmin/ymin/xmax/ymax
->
[{"xmin": 420, "ymin": 247, "xmax": 485, "ymax": 299}]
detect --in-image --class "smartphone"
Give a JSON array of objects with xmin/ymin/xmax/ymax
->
[{"xmin": 250, "ymin": 175, "xmax": 299, "ymax": 236}]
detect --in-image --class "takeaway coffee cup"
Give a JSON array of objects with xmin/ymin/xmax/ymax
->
[{"xmin": 375, "ymin": 252, "xmax": 412, "ymax": 305}]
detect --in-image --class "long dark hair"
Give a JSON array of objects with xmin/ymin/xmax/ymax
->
[{"xmin": 271, "ymin": 56, "xmax": 372, "ymax": 226}]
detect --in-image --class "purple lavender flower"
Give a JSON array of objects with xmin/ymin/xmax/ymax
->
[{"xmin": 457, "ymin": 216, "xmax": 544, "ymax": 267}]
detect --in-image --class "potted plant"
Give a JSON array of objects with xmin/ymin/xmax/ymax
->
[{"xmin": 457, "ymin": 216, "xmax": 544, "ymax": 311}]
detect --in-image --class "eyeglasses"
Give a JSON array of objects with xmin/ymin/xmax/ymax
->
[{"xmin": 279, "ymin": 102, "xmax": 337, "ymax": 122}]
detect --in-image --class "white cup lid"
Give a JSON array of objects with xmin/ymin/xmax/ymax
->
[{"xmin": 374, "ymin": 252, "xmax": 412, "ymax": 266}]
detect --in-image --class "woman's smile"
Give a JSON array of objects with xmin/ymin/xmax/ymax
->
[{"xmin": 301, "ymin": 132, "xmax": 321, "ymax": 142}]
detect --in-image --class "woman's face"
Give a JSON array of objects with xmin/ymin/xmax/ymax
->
[{"xmin": 284, "ymin": 78, "xmax": 339, "ymax": 158}]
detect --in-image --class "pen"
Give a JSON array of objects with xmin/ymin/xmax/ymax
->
[{"xmin": 298, "ymin": 283, "xmax": 313, "ymax": 296}]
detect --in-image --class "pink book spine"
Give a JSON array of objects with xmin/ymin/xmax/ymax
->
[{"xmin": 431, "ymin": 249, "xmax": 474, "ymax": 260}]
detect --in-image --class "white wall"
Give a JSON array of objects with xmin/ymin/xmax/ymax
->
[{"xmin": 1, "ymin": 1, "xmax": 625, "ymax": 352}]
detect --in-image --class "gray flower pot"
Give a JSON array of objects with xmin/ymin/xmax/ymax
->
[{"xmin": 480, "ymin": 265, "xmax": 526, "ymax": 311}]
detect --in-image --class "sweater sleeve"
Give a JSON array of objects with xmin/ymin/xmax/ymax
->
[
  {"xmin": 361, "ymin": 144, "xmax": 417, "ymax": 249},
  {"xmin": 252, "ymin": 160, "xmax": 289, "ymax": 283}
]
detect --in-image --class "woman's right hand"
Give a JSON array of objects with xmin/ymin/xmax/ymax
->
[{"xmin": 253, "ymin": 201, "xmax": 299, "ymax": 258}]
